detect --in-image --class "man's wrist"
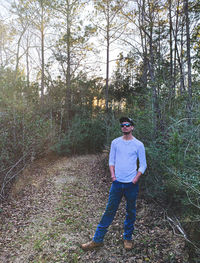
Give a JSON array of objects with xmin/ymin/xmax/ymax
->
[
  {"xmin": 137, "ymin": 171, "xmax": 142, "ymax": 177},
  {"xmin": 111, "ymin": 175, "xmax": 116, "ymax": 181}
]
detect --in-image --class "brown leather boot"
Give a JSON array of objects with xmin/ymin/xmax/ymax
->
[
  {"xmin": 81, "ymin": 240, "xmax": 103, "ymax": 251},
  {"xmin": 124, "ymin": 240, "xmax": 133, "ymax": 250}
]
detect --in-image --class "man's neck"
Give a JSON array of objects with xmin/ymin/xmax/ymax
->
[{"xmin": 122, "ymin": 133, "xmax": 134, "ymax": 141}]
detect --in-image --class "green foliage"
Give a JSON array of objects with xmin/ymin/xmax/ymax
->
[
  {"xmin": 0, "ymin": 67, "xmax": 56, "ymax": 195},
  {"xmin": 143, "ymin": 106, "xmax": 200, "ymax": 220},
  {"xmin": 53, "ymin": 115, "xmax": 107, "ymax": 155},
  {"xmin": 0, "ymin": 106, "xmax": 53, "ymax": 169},
  {"xmin": 168, "ymin": 131, "xmax": 183, "ymax": 168}
]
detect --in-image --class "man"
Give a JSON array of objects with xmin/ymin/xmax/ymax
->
[{"xmin": 81, "ymin": 117, "xmax": 147, "ymax": 250}]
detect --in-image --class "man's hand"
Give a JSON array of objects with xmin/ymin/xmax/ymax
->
[
  {"xmin": 132, "ymin": 172, "xmax": 142, "ymax": 184},
  {"xmin": 111, "ymin": 176, "xmax": 116, "ymax": 182},
  {"xmin": 110, "ymin": 165, "xmax": 116, "ymax": 182}
]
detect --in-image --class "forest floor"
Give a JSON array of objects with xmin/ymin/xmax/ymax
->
[{"xmin": 0, "ymin": 153, "xmax": 189, "ymax": 263}]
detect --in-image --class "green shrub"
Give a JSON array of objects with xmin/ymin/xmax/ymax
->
[{"xmin": 53, "ymin": 115, "xmax": 107, "ymax": 155}]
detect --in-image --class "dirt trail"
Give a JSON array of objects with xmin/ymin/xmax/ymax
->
[{"xmin": 0, "ymin": 154, "xmax": 188, "ymax": 263}]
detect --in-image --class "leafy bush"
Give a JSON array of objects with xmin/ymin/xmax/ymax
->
[
  {"xmin": 0, "ymin": 104, "xmax": 55, "ymax": 197},
  {"xmin": 53, "ymin": 115, "xmax": 108, "ymax": 155}
]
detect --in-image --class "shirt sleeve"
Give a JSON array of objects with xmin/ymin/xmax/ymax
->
[
  {"xmin": 109, "ymin": 141, "xmax": 116, "ymax": 166},
  {"xmin": 137, "ymin": 143, "xmax": 147, "ymax": 174}
]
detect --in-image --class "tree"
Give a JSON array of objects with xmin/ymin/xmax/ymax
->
[
  {"xmin": 93, "ymin": 0, "xmax": 127, "ymax": 112},
  {"xmin": 50, "ymin": 0, "xmax": 94, "ymax": 129},
  {"xmin": 0, "ymin": 19, "xmax": 15, "ymax": 68},
  {"xmin": 11, "ymin": 0, "xmax": 52, "ymax": 103},
  {"xmin": 184, "ymin": 0, "xmax": 192, "ymax": 122},
  {"xmin": 111, "ymin": 52, "xmax": 139, "ymax": 104}
]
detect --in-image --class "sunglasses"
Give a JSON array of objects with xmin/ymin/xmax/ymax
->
[{"xmin": 120, "ymin": 123, "xmax": 132, "ymax": 127}]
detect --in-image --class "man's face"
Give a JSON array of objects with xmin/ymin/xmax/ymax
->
[{"xmin": 120, "ymin": 122, "xmax": 133, "ymax": 135}]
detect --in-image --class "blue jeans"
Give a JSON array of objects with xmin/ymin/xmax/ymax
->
[{"xmin": 93, "ymin": 180, "xmax": 139, "ymax": 243}]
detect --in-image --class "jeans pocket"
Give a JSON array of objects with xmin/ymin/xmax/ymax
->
[{"xmin": 131, "ymin": 182, "xmax": 138, "ymax": 188}]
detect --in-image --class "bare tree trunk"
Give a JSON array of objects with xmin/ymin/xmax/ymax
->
[
  {"xmin": 180, "ymin": 21, "xmax": 186, "ymax": 94},
  {"xmin": 168, "ymin": 0, "xmax": 174, "ymax": 101},
  {"xmin": 173, "ymin": 0, "xmax": 180, "ymax": 95},
  {"xmin": 26, "ymin": 36, "xmax": 30, "ymax": 89},
  {"xmin": 105, "ymin": 22, "xmax": 110, "ymax": 113},
  {"xmin": 105, "ymin": 0, "xmax": 110, "ymax": 113},
  {"xmin": 147, "ymin": 0, "xmax": 159, "ymax": 136},
  {"xmin": 94, "ymin": 0, "xmax": 125, "ymax": 113},
  {"xmin": 173, "ymin": 13, "xmax": 185, "ymax": 95},
  {"xmin": 149, "ymin": 35, "xmax": 157, "ymax": 135},
  {"xmin": 15, "ymin": 26, "xmax": 26, "ymax": 74},
  {"xmin": 183, "ymin": 0, "xmax": 192, "ymax": 124},
  {"xmin": 184, "ymin": 0, "xmax": 192, "ymax": 100},
  {"xmin": 65, "ymin": 4, "xmax": 71, "ymax": 129},
  {"xmin": 138, "ymin": 0, "xmax": 148, "ymax": 89},
  {"xmin": 137, "ymin": 0, "xmax": 158, "ymax": 134},
  {"xmin": 40, "ymin": 0, "xmax": 45, "ymax": 103}
]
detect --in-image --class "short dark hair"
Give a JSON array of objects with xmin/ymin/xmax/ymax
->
[{"xmin": 119, "ymin": 117, "xmax": 134, "ymax": 125}]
